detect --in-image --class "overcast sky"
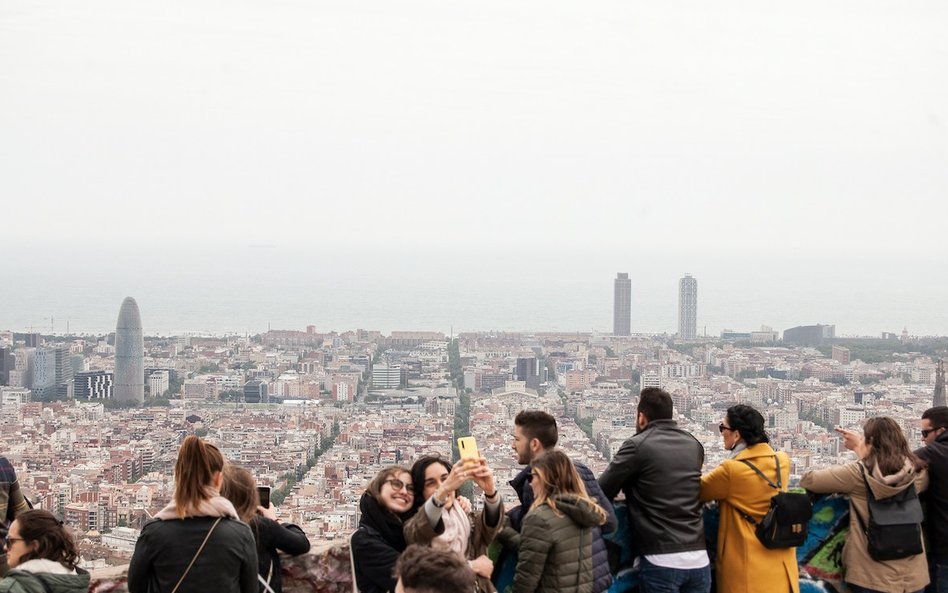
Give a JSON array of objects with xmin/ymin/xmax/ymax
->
[{"xmin": 2, "ymin": 0, "xmax": 946, "ymax": 257}]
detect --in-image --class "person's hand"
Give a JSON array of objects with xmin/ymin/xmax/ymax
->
[
  {"xmin": 434, "ymin": 460, "xmax": 472, "ymax": 504},
  {"xmin": 470, "ymin": 555, "xmax": 493, "ymax": 578},
  {"xmin": 456, "ymin": 495, "xmax": 472, "ymax": 514},
  {"xmin": 835, "ymin": 427, "xmax": 868, "ymax": 459},
  {"xmin": 258, "ymin": 503, "xmax": 278, "ymax": 521},
  {"xmin": 471, "ymin": 456, "xmax": 496, "ymax": 497}
]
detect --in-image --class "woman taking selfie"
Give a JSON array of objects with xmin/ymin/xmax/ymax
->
[
  {"xmin": 221, "ymin": 465, "xmax": 311, "ymax": 593},
  {"xmin": 128, "ymin": 436, "xmax": 258, "ymax": 593},
  {"xmin": 512, "ymin": 450, "xmax": 608, "ymax": 593},
  {"xmin": 0, "ymin": 510, "xmax": 89, "ymax": 593},
  {"xmin": 351, "ymin": 466, "xmax": 415, "ymax": 593},
  {"xmin": 404, "ymin": 454, "xmax": 503, "ymax": 592}
]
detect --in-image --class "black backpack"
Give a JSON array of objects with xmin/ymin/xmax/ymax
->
[
  {"xmin": 853, "ymin": 463, "xmax": 924, "ymax": 561},
  {"xmin": 737, "ymin": 454, "xmax": 812, "ymax": 549}
]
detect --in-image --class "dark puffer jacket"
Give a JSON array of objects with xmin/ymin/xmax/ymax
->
[
  {"xmin": 503, "ymin": 461, "xmax": 616, "ymax": 593},
  {"xmin": 511, "ymin": 494, "xmax": 604, "ymax": 593}
]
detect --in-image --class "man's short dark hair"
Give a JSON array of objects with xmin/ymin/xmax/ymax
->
[
  {"xmin": 637, "ymin": 388, "xmax": 673, "ymax": 422},
  {"xmin": 395, "ymin": 544, "xmax": 475, "ymax": 593},
  {"xmin": 515, "ymin": 410, "xmax": 558, "ymax": 449},
  {"xmin": 923, "ymin": 406, "xmax": 948, "ymax": 429}
]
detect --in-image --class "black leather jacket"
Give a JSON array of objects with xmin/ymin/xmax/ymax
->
[
  {"xmin": 128, "ymin": 516, "xmax": 258, "ymax": 593},
  {"xmin": 917, "ymin": 431, "xmax": 948, "ymax": 559},
  {"xmin": 598, "ymin": 419, "xmax": 706, "ymax": 557}
]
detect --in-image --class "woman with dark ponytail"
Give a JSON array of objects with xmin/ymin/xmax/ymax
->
[
  {"xmin": 0, "ymin": 509, "xmax": 88, "ymax": 593},
  {"xmin": 128, "ymin": 435, "xmax": 258, "ymax": 593}
]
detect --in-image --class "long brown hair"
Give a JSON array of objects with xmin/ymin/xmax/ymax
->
[
  {"xmin": 863, "ymin": 416, "xmax": 925, "ymax": 475},
  {"xmin": 530, "ymin": 450, "xmax": 607, "ymax": 524},
  {"xmin": 221, "ymin": 465, "xmax": 260, "ymax": 523},
  {"xmin": 13, "ymin": 510, "xmax": 80, "ymax": 571},
  {"xmin": 174, "ymin": 435, "xmax": 225, "ymax": 517}
]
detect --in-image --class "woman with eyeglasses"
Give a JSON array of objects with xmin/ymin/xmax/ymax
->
[
  {"xmin": 351, "ymin": 466, "xmax": 416, "ymax": 593},
  {"xmin": 801, "ymin": 417, "xmax": 929, "ymax": 593},
  {"xmin": 512, "ymin": 450, "xmax": 608, "ymax": 593},
  {"xmin": 0, "ymin": 509, "xmax": 89, "ymax": 593},
  {"xmin": 128, "ymin": 436, "xmax": 258, "ymax": 593},
  {"xmin": 699, "ymin": 404, "xmax": 799, "ymax": 593},
  {"xmin": 403, "ymin": 455, "xmax": 503, "ymax": 592}
]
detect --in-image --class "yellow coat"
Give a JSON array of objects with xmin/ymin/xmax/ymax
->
[{"xmin": 700, "ymin": 443, "xmax": 799, "ymax": 593}]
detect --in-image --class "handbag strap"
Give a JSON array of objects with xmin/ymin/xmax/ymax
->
[
  {"xmin": 739, "ymin": 455, "xmax": 782, "ymax": 490},
  {"xmin": 257, "ymin": 558, "xmax": 276, "ymax": 593},
  {"xmin": 735, "ymin": 455, "xmax": 782, "ymax": 526},
  {"xmin": 171, "ymin": 517, "xmax": 223, "ymax": 593}
]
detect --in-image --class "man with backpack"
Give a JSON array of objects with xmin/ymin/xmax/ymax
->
[{"xmin": 916, "ymin": 406, "xmax": 948, "ymax": 593}]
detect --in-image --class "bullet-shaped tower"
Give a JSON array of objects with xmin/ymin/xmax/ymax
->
[{"xmin": 114, "ymin": 297, "xmax": 144, "ymax": 404}]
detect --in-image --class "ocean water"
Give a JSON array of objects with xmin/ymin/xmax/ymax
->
[{"xmin": 2, "ymin": 246, "xmax": 946, "ymax": 337}]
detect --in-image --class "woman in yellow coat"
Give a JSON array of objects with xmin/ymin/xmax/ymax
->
[{"xmin": 700, "ymin": 404, "xmax": 800, "ymax": 593}]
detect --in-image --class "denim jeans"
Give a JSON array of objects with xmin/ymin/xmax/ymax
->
[
  {"xmin": 929, "ymin": 558, "xmax": 948, "ymax": 593},
  {"xmin": 638, "ymin": 557, "xmax": 711, "ymax": 593},
  {"xmin": 848, "ymin": 584, "xmax": 924, "ymax": 593}
]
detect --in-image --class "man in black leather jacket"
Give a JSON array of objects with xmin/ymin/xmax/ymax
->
[
  {"xmin": 598, "ymin": 388, "xmax": 710, "ymax": 593},
  {"xmin": 916, "ymin": 406, "xmax": 948, "ymax": 593}
]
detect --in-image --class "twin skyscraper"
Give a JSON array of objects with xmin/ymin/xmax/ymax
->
[{"xmin": 613, "ymin": 273, "xmax": 697, "ymax": 339}]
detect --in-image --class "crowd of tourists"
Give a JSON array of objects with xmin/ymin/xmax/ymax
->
[
  {"xmin": 351, "ymin": 391, "xmax": 947, "ymax": 593},
  {"xmin": 1, "ymin": 389, "xmax": 946, "ymax": 593}
]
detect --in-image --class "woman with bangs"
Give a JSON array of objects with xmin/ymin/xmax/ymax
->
[
  {"xmin": 512, "ymin": 450, "xmax": 609, "ymax": 593},
  {"xmin": 351, "ymin": 466, "xmax": 415, "ymax": 593},
  {"xmin": 128, "ymin": 435, "xmax": 258, "ymax": 593}
]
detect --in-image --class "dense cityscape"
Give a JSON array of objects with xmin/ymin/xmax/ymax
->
[{"xmin": 0, "ymin": 274, "xmax": 944, "ymax": 572}]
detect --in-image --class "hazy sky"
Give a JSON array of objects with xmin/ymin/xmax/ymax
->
[{"xmin": 2, "ymin": 0, "xmax": 947, "ymax": 256}]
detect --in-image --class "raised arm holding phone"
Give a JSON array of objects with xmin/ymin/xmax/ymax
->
[{"xmin": 404, "ymin": 440, "xmax": 504, "ymax": 593}]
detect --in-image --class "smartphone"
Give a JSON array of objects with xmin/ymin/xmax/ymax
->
[
  {"xmin": 457, "ymin": 436, "xmax": 479, "ymax": 464},
  {"xmin": 257, "ymin": 486, "xmax": 271, "ymax": 508}
]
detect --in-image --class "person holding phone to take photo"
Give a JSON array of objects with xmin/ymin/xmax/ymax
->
[
  {"xmin": 221, "ymin": 465, "xmax": 310, "ymax": 593},
  {"xmin": 404, "ymin": 446, "xmax": 503, "ymax": 593}
]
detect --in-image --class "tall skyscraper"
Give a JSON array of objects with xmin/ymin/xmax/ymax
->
[
  {"xmin": 678, "ymin": 274, "xmax": 697, "ymax": 340},
  {"xmin": 613, "ymin": 273, "xmax": 631, "ymax": 336},
  {"xmin": 935, "ymin": 359, "xmax": 946, "ymax": 408},
  {"xmin": 114, "ymin": 297, "xmax": 144, "ymax": 404}
]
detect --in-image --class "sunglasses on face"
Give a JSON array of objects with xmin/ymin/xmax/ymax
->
[
  {"xmin": 384, "ymin": 479, "xmax": 414, "ymax": 494},
  {"xmin": 922, "ymin": 427, "xmax": 943, "ymax": 438},
  {"xmin": 2, "ymin": 536, "xmax": 24, "ymax": 549},
  {"xmin": 719, "ymin": 424, "xmax": 734, "ymax": 433}
]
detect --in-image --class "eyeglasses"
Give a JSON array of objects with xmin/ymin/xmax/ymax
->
[
  {"xmin": 719, "ymin": 424, "xmax": 735, "ymax": 433},
  {"xmin": 922, "ymin": 427, "xmax": 943, "ymax": 438},
  {"xmin": 2, "ymin": 536, "xmax": 24, "ymax": 548},
  {"xmin": 384, "ymin": 479, "xmax": 414, "ymax": 494}
]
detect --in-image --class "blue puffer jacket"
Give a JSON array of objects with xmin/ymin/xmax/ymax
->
[{"xmin": 507, "ymin": 460, "xmax": 617, "ymax": 593}]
